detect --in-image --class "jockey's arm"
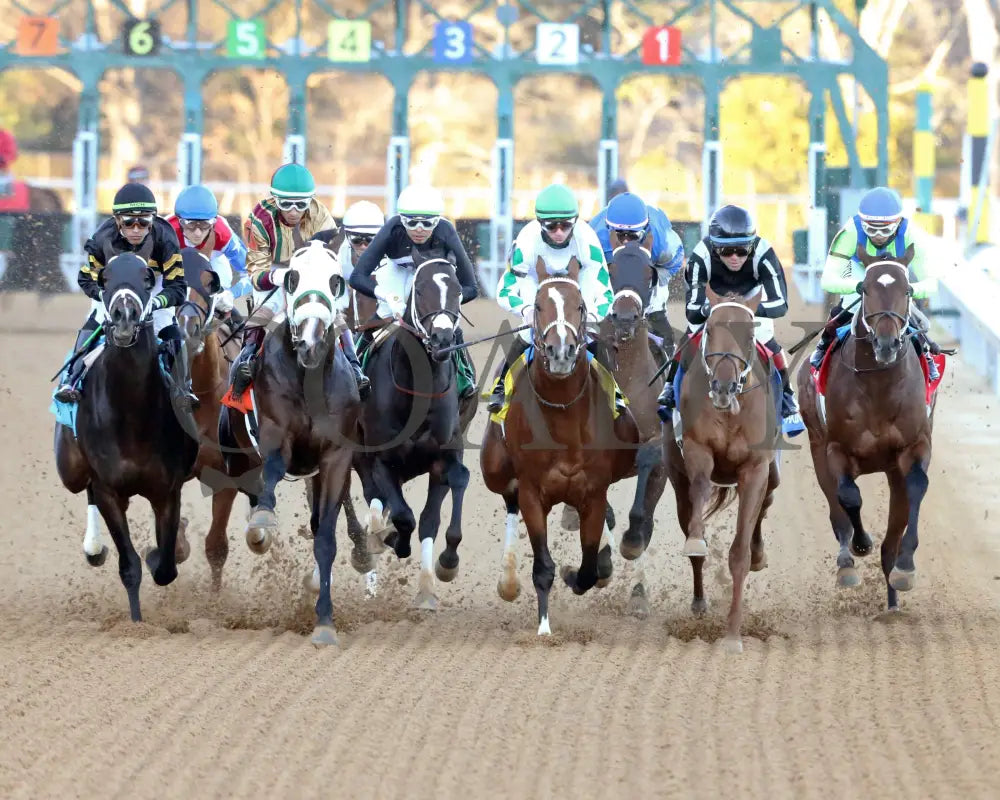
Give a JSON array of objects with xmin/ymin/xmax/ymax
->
[
  {"xmin": 753, "ymin": 240, "xmax": 789, "ymax": 319},
  {"xmin": 151, "ymin": 230, "xmax": 186, "ymax": 309},
  {"xmin": 80, "ymin": 234, "xmax": 107, "ymax": 301},
  {"xmin": 578, "ymin": 226, "xmax": 613, "ymax": 322},
  {"xmin": 821, "ymin": 224, "xmax": 862, "ymax": 296},
  {"xmin": 438, "ymin": 220, "xmax": 479, "ymax": 303},
  {"xmin": 217, "ymin": 219, "xmax": 251, "ymax": 298},
  {"xmin": 496, "ymin": 232, "xmax": 536, "ymax": 317},
  {"xmin": 904, "ymin": 228, "xmax": 937, "ymax": 299},
  {"xmin": 348, "ymin": 219, "xmax": 393, "ymax": 299},
  {"xmin": 650, "ymin": 208, "xmax": 685, "ymax": 277},
  {"xmin": 684, "ymin": 246, "xmax": 710, "ymax": 327},
  {"xmin": 244, "ymin": 215, "xmax": 275, "ymax": 291}
]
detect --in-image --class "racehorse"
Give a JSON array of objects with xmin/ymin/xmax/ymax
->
[
  {"xmin": 663, "ymin": 285, "xmax": 781, "ymax": 653},
  {"xmin": 352, "ymin": 257, "xmax": 475, "ymax": 610},
  {"xmin": 176, "ymin": 249, "xmax": 244, "ymax": 591},
  {"xmin": 797, "ymin": 247, "xmax": 940, "ymax": 610},
  {"xmin": 481, "ymin": 258, "xmax": 641, "ymax": 634},
  {"xmin": 218, "ymin": 241, "xmax": 363, "ymax": 645},
  {"xmin": 53, "ymin": 253, "xmax": 199, "ymax": 621}
]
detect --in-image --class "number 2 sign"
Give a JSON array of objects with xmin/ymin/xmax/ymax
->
[
  {"xmin": 536, "ymin": 23, "xmax": 579, "ymax": 66},
  {"xmin": 641, "ymin": 25, "xmax": 681, "ymax": 66}
]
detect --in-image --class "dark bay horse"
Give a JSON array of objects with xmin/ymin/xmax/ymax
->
[
  {"xmin": 353, "ymin": 257, "xmax": 475, "ymax": 610},
  {"xmin": 797, "ymin": 248, "xmax": 939, "ymax": 610},
  {"xmin": 176, "ymin": 249, "xmax": 244, "ymax": 591},
  {"xmin": 664, "ymin": 286, "xmax": 781, "ymax": 653},
  {"xmin": 481, "ymin": 269, "xmax": 641, "ymax": 635},
  {"xmin": 54, "ymin": 253, "xmax": 199, "ymax": 621},
  {"xmin": 218, "ymin": 241, "xmax": 362, "ymax": 645}
]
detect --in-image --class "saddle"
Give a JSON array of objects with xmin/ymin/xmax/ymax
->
[
  {"xmin": 487, "ymin": 345, "xmax": 628, "ymax": 426},
  {"xmin": 50, "ymin": 335, "xmax": 107, "ymax": 436}
]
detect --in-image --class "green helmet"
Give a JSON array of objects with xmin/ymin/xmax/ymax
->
[
  {"xmin": 534, "ymin": 183, "xmax": 578, "ymax": 220},
  {"xmin": 270, "ymin": 163, "xmax": 315, "ymax": 199}
]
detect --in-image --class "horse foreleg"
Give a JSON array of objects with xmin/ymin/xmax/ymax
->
[
  {"xmin": 665, "ymin": 439, "xmax": 705, "ymax": 615},
  {"xmin": 92, "ymin": 485, "xmax": 143, "ymax": 621},
  {"xmin": 725, "ymin": 460, "xmax": 769, "ymax": 654},
  {"xmin": 497, "ymin": 489, "xmax": 522, "ymax": 602},
  {"xmin": 205, "ymin": 487, "xmax": 236, "ymax": 592},
  {"xmin": 622, "ymin": 440, "xmax": 662, "ymax": 559},
  {"xmin": 411, "ymin": 474, "xmax": 450, "ymax": 611},
  {"xmin": 627, "ymin": 458, "xmax": 668, "ymax": 619},
  {"xmin": 342, "ymin": 492, "xmax": 375, "ymax": 577},
  {"xmin": 521, "ymin": 487, "xmax": 554, "ymax": 635},
  {"xmin": 890, "ymin": 449, "xmax": 931, "ymax": 595},
  {"xmin": 437, "ymin": 456, "xmax": 470, "ymax": 583},
  {"xmin": 82, "ymin": 484, "xmax": 108, "ymax": 567},
  {"xmin": 145, "ymin": 489, "xmax": 183, "ymax": 587},
  {"xmin": 750, "ymin": 460, "xmax": 780, "ymax": 572},
  {"xmin": 310, "ymin": 453, "xmax": 351, "ymax": 647},
  {"xmin": 828, "ymin": 444, "xmax": 864, "ymax": 588},
  {"xmin": 882, "ymin": 469, "xmax": 909, "ymax": 611},
  {"xmin": 371, "ymin": 459, "xmax": 415, "ymax": 559},
  {"xmin": 561, "ymin": 495, "xmax": 607, "ymax": 596},
  {"xmin": 246, "ymin": 448, "xmax": 286, "ymax": 555},
  {"xmin": 354, "ymin": 454, "xmax": 389, "ymax": 555},
  {"xmin": 682, "ymin": 441, "xmax": 714, "ymax": 558}
]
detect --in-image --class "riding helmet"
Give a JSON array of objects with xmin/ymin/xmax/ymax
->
[
  {"xmin": 534, "ymin": 183, "xmax": 578, "ymax": 221},
  {"xmin": 112, "ymin": 182, "xmax": 157, "ymax": 215},
  {"xmin": 857, "ymin": 187, "xmax": 903, "ymax": 223},
  {"xmin": 606, "ymin": 192, "xmax": 649, "ymax": 232},
  {"xmin": 708, "ymin": 205, "xmax": 757, "ymax": 248},
  {"xmin": 174, "ymin": 184, "xmax": 218, "ymax": 220},
  {"xmin": 270, "ymin": 163, "xmax": 315, "ymax": 199},
  {"xmin": 396, "ymin": 185, "xmax": 444, "ymax": 218},
  {"xmin": 342, "ymin": 200, "xmax": 385, "ymax": 234}
]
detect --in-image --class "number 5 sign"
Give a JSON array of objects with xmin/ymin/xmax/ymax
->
[
  {"xmin": 433, "ymin": 21, "xmax": 473, "ymax": 64},
  {"xmin": 641, "ymin": 25, "xmax": 681, "ymax": 66},
  {"xmin": 227, "ymin": 19, "xmax": 266, "ymax": 59},
  {"xmin": 536, "ymin": 23, "xmax": 579, "ymax": 66}
]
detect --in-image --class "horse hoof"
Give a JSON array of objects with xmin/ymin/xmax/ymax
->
[
  {"xmin": 723, "ymin": 636, "xmax": 744, "ymax": 654},
  {"xmin": 750, "ymin": 552, "xmax": 768, "ymax": 572},
  {"xmin": 310, "ymin": 625, "xmax": 339, "ymax": 647},
  {"xmin": 297, "ymin": 523, "xmax": 312, "ymax": 540},
  {"xmin": 683, "ymin": 537, "xmax": 708, "ymax": 558},
  {"xmin": 245, "ymin": 508, "xmax": 277, "ymax": 555},
  {"xmin": 627, "ymin": 586, "xmax": 649, "ymax": 619},
  {"xmin": 412, "ymin": 589, "xmax": 438, "ymax": 611},
  {"xmin": 174, "ymin": 519, "xmax": 191, "ymax": 564},
  {"xmin": 497, "ymin": 551, "xmax": 520, "ymax": 601},
  {"xmin": 366, "ymin": 531, "xmax": 387, "ymax": 555},
  {"xmin": 559, "ymin": 565, "xmax": 578, "ymax": 590},
  {"xmin": 145, "ymin": 548, "xmax": 177, "ymax": 586},
  {"xmin": 691, "ymin": 597, "xmax": 709, "ymax": 617},
  {"xmin": 889, "ymin": 568, "xmax": 916, "ymax": 592},
  {"xmin": 435, "ymin": 558, "xmax": 459, "ymax": 583},
  {"xmin": 85, "ymin": 545, "xmax": 108, "ymax": 568},
  {"xmin": 837, "ymin": 566, "xmax": 861, "ymax": 588},
  {"xmin": 850, "ymin": 532, "xmax": 874, "ymax": 557},
  {"xmin": 392, "ymin": 537, "xmax": 411, "ymax": 560},
  {"xmin": 560, "ymin": 505, "xmax": 580, "ymax": 531},
  {"xmin": 619, "ymin": 535, "xmax": 645, "ymax": 561},
  {"xmin": 350, "ymin": 546, "xmax": 373, "ymax": 574}
]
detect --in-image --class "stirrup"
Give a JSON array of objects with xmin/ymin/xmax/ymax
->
[
  {"xmin": 487, "ymin": 385, "xmax": 505, "ymax": 413},
  {"xmin": 54, "ymin": 384, "xmax": 80, "ymax": 404}
]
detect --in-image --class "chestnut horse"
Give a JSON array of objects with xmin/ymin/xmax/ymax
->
[
  {"xmin": 797, "ymin": 248, "xmax": 938, "ymax": 610},
  {"xmin": 482, "ymin": 260, "xmax": 641, "ymax": 635},
  {"xmin": 663, "ymin": 286, "xmax": 781, "ymax": 653}
]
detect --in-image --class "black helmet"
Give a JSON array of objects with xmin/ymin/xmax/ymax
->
[
  {"xmin": 112, "ymin": 182, "xmax": 157, "ymax": 215},
  {"xmin": 708, "ymin": 204, "xmax": 756, "ymax": 248}
]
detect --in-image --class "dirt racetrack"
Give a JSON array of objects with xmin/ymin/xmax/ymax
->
[{"xmin": 2, "ymin": 286, "xmax": 999, "ymax": 799}]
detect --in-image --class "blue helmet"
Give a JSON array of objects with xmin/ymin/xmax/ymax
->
[
  {"xmin": 175, "ymin": 184, "xmax": 218, "ymax": 220},
  {"xmin": 857, "ymin": 187, "xmax": 903, "ymax": 244},
  {"xmin": 606, "ymin": 192, "xmax": 649, "ymax": 232}
]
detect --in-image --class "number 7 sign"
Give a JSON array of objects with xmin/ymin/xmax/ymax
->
[
  {"xmin": 641, "ymin": 25, "xmax": 681, "ymax": 66},
  {"xmin": 15, "ymin": 16, "xmax": 60, "ymax": 56}
]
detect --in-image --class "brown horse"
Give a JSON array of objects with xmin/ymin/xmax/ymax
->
[
  {"xmin": 797, "ymin": 248, "xmax": 938, "ymax": 610},
  {"xmin": 663, "ymin": 285, "xmax": 781, "ymax": 653},
  {"xmin": 481, "ymin": 262, "xmax": 641, "ymax": 635}
]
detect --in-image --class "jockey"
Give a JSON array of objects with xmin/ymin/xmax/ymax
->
[
  {"xmin": 810, "ymin": 186, "xmax": 940, "ymax": 380},
  {"xmin": 656, "ymin": 204, "xmax": 805, "ymax": 436},
  {"xmin": 167, "ymin": 184, "xmax": 251, "ymax": 318},
  {"xmin": 349, "ymin": 184, "xmax": 479, "ymax": 400},
  {"xmin": 336, "ymin": 200, "xmax": 387, "ymax": 282},
  {"xmin": 487, "ymin": 182, "xmax": 615, "ymax": 414},
  {"xmin": 229, "ymin": 163, "xmax": 370, "ymax": 400},
  {"xmin": 53, "ymin": 182, "xmax": 198, "ymax": 409},
  {"xmin": 589, "ymin": 190, "xmax": 684, "ymax": 354}
]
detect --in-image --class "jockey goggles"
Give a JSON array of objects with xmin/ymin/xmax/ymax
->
[
  {"xmin": 273, "ymin": 197, "xmax": 312, "ymax": 212},
  {"xmin": 715, "ymin": 245, "xmax": 750, "ymax": 258},
  {"xmin": 541, "ymin": 218, "xmax": 576, "ymax": 233},
  {"xmin": 611, "ymin": 227, "xmax": 646, "ymax": 243},
  {"xmin": 179, "ymin": 217, "xmax": 215, "ymax": 230},
  {"xmin": 117, "ymin": 214, "xmax": 154, "ymax": 229},
  {"xmin": 400, "ymin": 215, "xmax": 439, "ymax": 231},
  {"xmin": 348, "ymin": 233, "xmax": 375, "ymax": 245},
  {"xmin": 860, "ymin": 218, "xmax": 901, "ymax": 241}
]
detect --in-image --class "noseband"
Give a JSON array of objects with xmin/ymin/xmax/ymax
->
[
  {"xmin": 104, "ymin": 286, "xmax": 154, "ymax": 347},
  {"xmin": 533, "ymin": 277, "xmax": 587, "ymax": 366},
  {"xmin": 856, "ymin": 263, "xmax": 912, "ymax": 351},
  {"xmin": 408, "ymin": 261, "xmax": 461, "ymax": 351},
  {"xmin": 701, "ymin": 301, "xmax": 755, "ymax": 398},
  {"xmin": 177, "ymin": 288, "xmax": 219, "ymax": 337}
]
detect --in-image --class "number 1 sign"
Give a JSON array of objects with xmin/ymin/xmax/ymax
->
[{"xmin": 641, "ymin": 25, "xmax": 681, "ymax": 66}]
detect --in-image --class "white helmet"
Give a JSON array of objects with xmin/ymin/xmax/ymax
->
[
  {"xmin": 396, "ymin": 184, "xmax": 444, "ymax": 218},
  {"xmin": 342, "ymin": 200, "xmax": 384, "ymax": 235}
]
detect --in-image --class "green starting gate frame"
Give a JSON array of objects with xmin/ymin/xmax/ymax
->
[{"xmin": 1, "ymin": 0, "xmax": 888, "ymax": 280}]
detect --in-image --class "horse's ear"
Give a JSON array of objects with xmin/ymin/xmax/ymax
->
[
  {"xmin": 203, "ymin": 269, "xmax": 222, "ymax": 294},
  {"xmin": 900, "ymin": 243, "xmax": 915, "ymax": 266},
  {"xmin": 855, "ymin": 245, "xmax": 875, "ymax": 267},
  {"xmin": 567, "ymin": 256, "xmax": 581, "ymax": 282},
  {"xmin": 143, "ymin": 267, "xmax": 156, "ymax": 293},
  {"xmin": 534, "ymin": 255, "xmax": 550, "ymax": 282},
  {"xmin": 705, "ymin": 284, "xmax": 721, "ymax": 307},
  {"xmin": 329, "ymin": 274, "xmax": 345, "ymax": 299},
  {"xmin": 283, "ymin": 269, "xmax": 299, "ymax": 295},
  {"xmin": 744, "ymin": 287, "xmax": 763, "ymax": 315}
]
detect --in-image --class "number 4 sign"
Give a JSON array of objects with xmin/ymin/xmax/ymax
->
[{"xmin": 642, "ymin": 25, "xmax": 681, "ymax": 66}]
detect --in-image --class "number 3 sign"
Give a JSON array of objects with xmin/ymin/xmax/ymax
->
[{"xmin": 433, "ymin": 21, "xmax": 474, "ymax": 64}]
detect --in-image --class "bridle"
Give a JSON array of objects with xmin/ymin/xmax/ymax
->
[
  {"xmin": 103, "ymin": 286, "xmax": 154, "ymax": 347},
  {"xmin": 854, "ymin": 260, "xmax": 912, "ymax": 352},
  {"xmin": 406, "ymin": 259, "xmax": 461, "ymax": 351},
  {"xmin": 700, "ymin": 301, "xmax": 756, "ymax": 399},
  {"xmin": 177, "ymin": 287, "xmax": 220, "ymax": 342},
  {"xmin": 533, "ymin": 277, "xmax": 587, "ymax": 367}
]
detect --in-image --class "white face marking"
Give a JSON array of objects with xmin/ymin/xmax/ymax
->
[
  {"xmin": 547, "ymin": 285, "xmax": 568, "ymax": 349},
  {"xmin": 429, "ymin": 271, "xmax": 456, "ymax": 331},
  {"xmin": 876, "ymin": 273, "xmax": 896, "ymax": 286}
]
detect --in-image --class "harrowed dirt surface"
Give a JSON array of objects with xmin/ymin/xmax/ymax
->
[{"xmin": 1, "ymin": 287, "xmax": 999, "ymax": 799}]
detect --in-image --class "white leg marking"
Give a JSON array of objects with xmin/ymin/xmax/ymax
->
[
  {"xmin": 421, "ymin": 536, "xmax": 434, "ymax": 574},
  {"xmin": 367, "ymin": 498, "xmax": 384, "ymax": 531},
  {"xmin": 599, "ymin": 520, "xmax": 615, "ymax": 551},
  {"xmin": 537, "ymin": 615, "xmax": 551, "ymax": 636},
  {"xmin": 503, "ymin": 512, "xmax": 518, "ymax": 553},
  {"xmin": 83, "ymin": 505, "xmax": 103, "ymax": 556},
  {"xmin": 365, "ymin": 569, "xmax": 378, "ymax": 597}
]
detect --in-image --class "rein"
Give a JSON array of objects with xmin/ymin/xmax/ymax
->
[{"xmin": 701, "ymin": 302, "xmax": 757, "ymax": 396}]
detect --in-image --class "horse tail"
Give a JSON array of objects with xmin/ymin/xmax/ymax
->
[{"xmin": 703, "ymin": 486, "xmax": 736, "ymax": 522}]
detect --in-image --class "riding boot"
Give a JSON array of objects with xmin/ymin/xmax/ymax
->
[
  {"xmin": 646, "ymin": 309, "xmax": 676, "ymax": 361},
  {"xmin": 54, "ymin": 321, "xmax": 99, "ymax": 404},
  {"xmin": 809, "ymin": 305, "xmax": 852, "ymax": 369},
  {"xmin": 339, "ymin": 327, "xmax": 371, "ymax": 400},
  {"xmin": 451, "ymin": 327, "xmax": 477, "ymax": 400},
  {"xmin": 487, "ymin": 337, "xmax": 530, "ymax": 414},
  {"xmin": 231, "ymin": 326, "xmax": 266, "ymax": 399},
  {"xmin": 913, "ymin": 334, "xmax": 941, "ymax": 382},
  {"xmin": 159, "ymin": 325, "xmax": 200, "ymax": 412},
  {"xmin": 656, "ymin": 357, "xmax": 682, "ymax": 422},
  {"xmin": 777, "ymin": 365, "xmax": 805, "ymax": 436}
]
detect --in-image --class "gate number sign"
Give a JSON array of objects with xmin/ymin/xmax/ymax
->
[
  {"xmin": 122, "ymin": 19, "xmax": 162, "ymax": 56},
  {"xmin": 227, "ymin": 19, "xmax": 266, "ymax": 59},
  {"xmin": 641, "ymin": 25, "xmax": 682, "ymax": 66},
  {"xmin": 16, "ymin": 16, "xmax": 60, "ymax": 56},
  {"xmin": 328, "ymin": 20, "xmax": 372, "ymax": 62},
  {"xmin": 433, "ymin": 21, "xmax": 474, "ymax": 64},
  {"xmin": 535, "ymin": 23, "xmax": 579, "ymax": 66}
]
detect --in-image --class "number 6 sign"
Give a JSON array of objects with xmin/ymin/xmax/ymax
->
[
  {"xmin": 536, "ymin": 22, "xmax": 579, "ymax": 66},
  {"xmin": 122, "ymin": 18, "xmax": 161, "ymax": 56}
]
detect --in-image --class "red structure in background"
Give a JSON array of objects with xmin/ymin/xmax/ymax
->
[{"xmin": 0, "ymin": 129, "xmax": 30, "ymax": 213}]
